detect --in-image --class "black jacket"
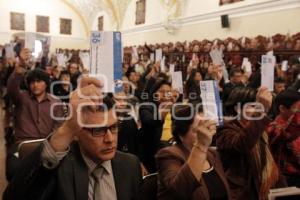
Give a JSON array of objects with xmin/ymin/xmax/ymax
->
[
  {"xmin": 3, "ymin": 142, "xmax": 142, "ymax": 200},
  {"xmin": 117, "ymin": 112, "xmax": 140, "ymax": 157},
  {"xmin": 139, "ymin": 104, "xmax": 164, "ymax": 173}
]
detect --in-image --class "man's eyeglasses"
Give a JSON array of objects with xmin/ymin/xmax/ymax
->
[{"xmin": 82, "ymin": 123, "xmax": 118, "ymax": 137}]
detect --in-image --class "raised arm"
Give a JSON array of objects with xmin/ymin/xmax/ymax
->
[
  {"xmin": 217, "ymin": 87, "xmax": 273, "ymax": 153},
  {"xmin": 156, "ymin": 119, "xmax": 217, "ymax": 199},
  {"xmin": 6, "ymin": 48, "xmax": 31, "ymax": 103}
]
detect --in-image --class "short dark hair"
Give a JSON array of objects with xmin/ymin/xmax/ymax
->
[
  {"xmin": 172, "ymin": 104, "xmax": 202, "ymax": 144},
  {"xmin": 26, "ymin": 68, "xmax": 50, "ymax": 88},
  {"xmin": 274, "ymin": 77, "xmax": 285, "ymax": 84},
  {"xmin": 102, "ymin": 95, "xmax": 116, "ymax": 111},
  {"xmin": 59, "ymin": 70, "xmax": 70, "ymax": 79},
  {"xmin": 275, "ymin": 90, "xmax": 300, "ymax": 110},
  {"xmin": 229, "ymin": 68, "xmax": 243, "ymax": 78},
  {"xmin": 224, "ymin": 87, "xmax": 257, "ymax": 116},
  {"xmin": 149, "ymin": 78, "xmax": 171, "ymax": 102}
]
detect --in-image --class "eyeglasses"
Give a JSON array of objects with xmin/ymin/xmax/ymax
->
[{"xmin": 82, "ymin": 123, "xmax": 118, "ymax": 137}]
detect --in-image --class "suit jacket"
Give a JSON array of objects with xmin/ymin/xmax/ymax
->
[
  {"xmin": 3, "ymin": 142, "xmax": 143, "ymax": 200},
  {"xmin": 155, "ymin": 144, "xmax": 232, "ymax": 200}
]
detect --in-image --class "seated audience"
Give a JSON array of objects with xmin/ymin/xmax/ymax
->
[{"xmin": 156, "ymin": 104, "xmax": 231, "ymax": 200}]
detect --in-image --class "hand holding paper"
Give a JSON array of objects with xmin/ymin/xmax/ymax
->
[
  {"xmin": 200, "ymin": 80, "xmax": 223, "ymax": 126},
  {"xmin": 242, "ymin": 57, "xmax": 252, "ymax": 74},
  {"xmin": 261, "ymin": 55, "xmax": 276, "ymax": 91},
  {"xmin": 5, "ymin": 43, "xmax": 15, "ymax": 59},
  {"xmin": 79, "ymin": 52, "xmax": 90, "ymax": 70},
  {"xmin": 155, "ymin": 49, "xmax": 163, "ymax": 62},
  {"xmin": 256, "ymin": 87, "xmax": 273, "ymax": 113},
  {"xmin": 209, "ymin": 48, "xmax": 224, "ymax": 66},
  {"xmin": 171, "ymin": 71, "xmax": 183, "ymax": 94},
  {"xmin": 25, "ymin": 33, "xmax": 36, "ymax": 52},
  {"xmin": 281, "ymin": 60, "xmax": 288, "ymax": 71},
  {"xmin": 56, "ymin": 53, "xmax": 66, "ymax": 68}
]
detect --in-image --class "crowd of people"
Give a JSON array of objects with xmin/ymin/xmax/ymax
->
[{"xmin": 0, "ymin": 38, "xmax": 300, "ymax": 200}]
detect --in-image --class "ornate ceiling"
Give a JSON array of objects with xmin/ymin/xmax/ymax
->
[
  {"xmin": 63, "ymin": 0, "xmax": 133, "ymax": 30},
  {"xmin": 62, "ymin": 0, "xmax": 187, "ymax": 33}
]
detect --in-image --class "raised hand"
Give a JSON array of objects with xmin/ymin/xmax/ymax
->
[
  {"xmin": 65, "ymin": 76, "xmax": 103, "ymax": 133},
  {"xmin": 195, "ymin": 119, "xmax": 217, "ymax": 147},
  {"xmin": 49, "ymin": 76, "xmax": 103, "ymax": 152},
  {"xmin": 256, "ymin": 87, "xmax": 273, "ymax": 114}
]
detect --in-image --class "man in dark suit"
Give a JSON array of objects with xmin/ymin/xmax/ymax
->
[{"xmin": 3, "ymin": 77, "xmax": 142, "ymax": 200}]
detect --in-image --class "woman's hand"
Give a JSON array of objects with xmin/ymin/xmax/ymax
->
[
  {"xmin": 195, "ymin": 119, "xmax": 217, "ymax": 147},
  {"xmin": 256, "ymin": 87, "xmax": 273, "ymax": 114}
]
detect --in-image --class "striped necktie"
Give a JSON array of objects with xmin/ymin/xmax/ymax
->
[
  {"xmin": 88, "ymin": 166, "xmax": 104, "ymax": 200},
  {"xmin": 88, "ymin": 165, "xmax": 117, "ymax": 200}
]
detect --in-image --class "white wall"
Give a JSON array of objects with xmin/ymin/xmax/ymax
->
[
  {"xmin": 120, "ymin": 0, "xmax": 300, "ymax": 46},
  {"xmin": 121, "ymin": 0, "xmax": 277, "ymax": 30},
  {"xmin": 184, "ymin": 0, "xmax": 275, "ymax": 18},
  {"xmin": 91, "ymin": 11, "xmax": 113, "ymax": 31},
  {"xmin": 122, "ymin": 0, "xmax": 164, "ymax": 30},
  {"xmin": 0, "ymin": 0, "xmax": 89, "ymax": 51}
]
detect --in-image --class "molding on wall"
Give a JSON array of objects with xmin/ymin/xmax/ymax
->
[
  {"xmin": 0, "ymin": 31, "xmax": 88, "ymax": 41},
  {"xmin": 122, "ymin": 0, "xmax": 300, "ymax": 35}
]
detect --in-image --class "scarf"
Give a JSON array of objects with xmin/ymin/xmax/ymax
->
[{"xmin": 252, "ymin": 132, "xmax": 279, "ymax": 200}]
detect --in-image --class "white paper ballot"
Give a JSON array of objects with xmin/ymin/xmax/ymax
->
[
  {"xmin": 242, "ymin": 57, "xmax": 249, "ymax": 65},
  {"xmin": 192, "ymin": 53, "xmax": 197, "ymax": 61},
  {"xmin": 5, "ymin": 43, "xmax": 15, "ymax": 58},
  {"xmin": 132, "ymin": 46, "xmax": 139, "ymax": 60},
  {"xmin": 79, "ymin": 51, "xmax": 90, "ymax": 70},
  {"xmin": 169, "ymin": 64, "xmax": 175, "ymax": 75},
  {"xmin": 261, "ymin": 55, "xmax": 276, "ymax": 91},
  {"xmin": 242, "ymin": 57, "xmax": 252, "ymax": 73},
  {"xmin": 150, "ymin": 53, "xmax": 155, "ymax": 62},
  {"xmin": 160, "ymin": 56, "xmax": 166, "ymax": 72},
  {"xmin": 268, "ymin": 187, "xmax": 300, "ymax": 200},
  {"xmin": 89, "ymin": 31, "xmax": 123, "ymax": 93},
  {"xmin": 281, "ymin": 60, "xmax": 288, "ymax": 71},
  {"xmin": 200, "ymin": 80, "xmax": 223, "ymax": 126},
  {"xmin": 172, "ymin": 71, "xmax": 183, "ymax": 94},
  {"xmin": 155, "ymin": 49, "xmax": 163, "ymax": 62},
  {"xmin": 0, "ymin": 47, "xmax": 3, "ymax": 57},
  {"xmin": 213, "ymin": 39, "xmax": 218, "ymax": 46},
  {"xmin": 25, "ymin": 33, "xmax": 36, "ymax": 52},
  {"xmin": 241, "ymin": 37, "xmax": 246, "ymax": 46},
  {"xmin": 266, "ymin": 50, "xmax": 274, "ymax": 56},
  {"xmin": 56, "ymin": 53, "xmax": 66, "ymax": 68},
  {"xmin": 209, "ymin": 48, "xmax": 224, "ymax": 66}
]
